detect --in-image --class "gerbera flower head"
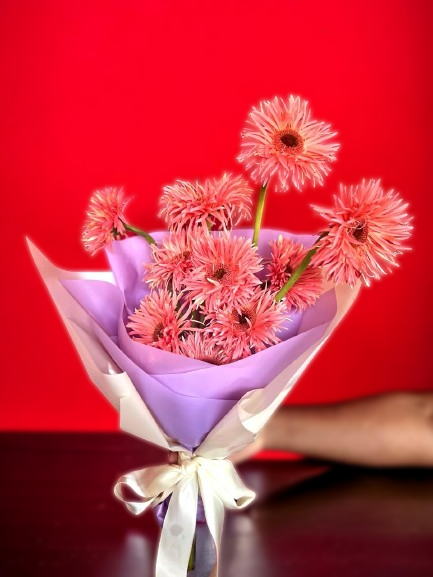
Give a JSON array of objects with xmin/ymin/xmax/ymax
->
[
  {"xmin": 207, "ymin": 289, "xmax": 288, "ymax": 360},
  {"xmin": 127, "ymin": 289, "xmax": 191, "ymax": 354},
  {"xmin": 311, "ymin": 179, "xmax": 413, "ymax": 286},
  {"xmin": 267, "ymin": 236, "xmax": 323, "ymax": 311},
  {"xmin": 144, "ymin": 229, "xmax": 194, "ymax": 292},
  {"xmin": 184, "ymin": 232, "xmax": 263, "ymax": 310},
  {"xmin": 238, "ymin": 95, "xmax": 339, "ymax": 192},
  {"xmin": 180, "ymin": 332, "xmax": 231, "ymax": 365},
  {"xmin": 159, "ymin": 173, "xmax": 252, "ymax": 231},
  {"xmin": 82, "ymin": 187, "xmax": 129, "ymax": 255}
]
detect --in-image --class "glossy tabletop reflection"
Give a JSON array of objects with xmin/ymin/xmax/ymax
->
[{"xmin": 1, "ymin": 433, "xmax": 433, "ymax": 577}]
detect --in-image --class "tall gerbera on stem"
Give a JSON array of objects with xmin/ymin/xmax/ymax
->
[
  {"xmin": 238, "ymin": 95, "xmax": 339, "ymax": 193},
  {"xmin": 82, "ymin": 187, "xmax": 129, "ymax": 255},
  {"xmin": 312, "ymin": 180, "xmax": 413, "ymax": 286},
  {"xmin": 82, "ymin": 187, "xmax": 155, "ymax": 255},
  {"xmin": 127, "ymin": 289, "xmax": 191, "ymax": 354}
]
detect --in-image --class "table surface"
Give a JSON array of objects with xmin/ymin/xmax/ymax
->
[{"xmin": 1, "ymin": 433, "xmax": 433, "ymax": 577}]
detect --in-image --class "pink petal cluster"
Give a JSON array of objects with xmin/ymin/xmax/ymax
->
[
  {"xmin": 185, "ymin": 232, "xmax": 262, "ymax": 310},
  {"xmin": 159, "ymin": 173, "xmax": 252, "ymax": 230},
  {"xmin": 312, "ymin": 180, "xmax": 413, "ymax": 286},
  {"xmin": 180, "ymin": 332, "xmax": 231, "ymax": 365},
  {"xmin": 130, "ymin": 230, "xmax": 285, "ymax": 363},
  {"xmin": 145, "ymin": 230, "xmax": 193, "ymax": 292},
  {"xmin": 238, "ymin": 95, "xmax": 339, "ymax": 192},
  {"xmin": 82, "ymin": 187, "xmax": 128, "ymax": 255},
  {"xmin": 267, "ymin": 236, "xmax": 323, "ymax": 311},
  {"xmin": 206, "ymin": 289, "xmax": 288, "ymax": 360},
  {"xmin": 127, "ymin": 289, "xmax": 191, "ymax": 354}
]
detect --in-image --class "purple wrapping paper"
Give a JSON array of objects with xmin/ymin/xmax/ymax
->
[{"xmin": 62, "ymin": 229, "xmax": 337, "ymax": 451}]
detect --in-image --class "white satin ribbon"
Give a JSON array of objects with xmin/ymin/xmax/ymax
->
[{"xmin": 114, "ymin": 451, "xmax": 255, "ymax": 577}]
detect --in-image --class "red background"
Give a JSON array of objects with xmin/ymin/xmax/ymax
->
[{"xmin": 1, "ymin": 0, "xmax": 431, "ymax": 431}]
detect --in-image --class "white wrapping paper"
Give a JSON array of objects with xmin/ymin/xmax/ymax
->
[{"xmin": 28, "ymin": 238, "xmax": 360, "ymax": 577}]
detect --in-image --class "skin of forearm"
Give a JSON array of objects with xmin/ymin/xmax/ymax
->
[{"xmin": 263, "ymin": 392, "xmax": 433, "ymax": 467}]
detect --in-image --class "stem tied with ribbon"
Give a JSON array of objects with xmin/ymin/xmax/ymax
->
[{"xmin": 114, "ymin": 450, "xmax": 255, "ymax": 577}]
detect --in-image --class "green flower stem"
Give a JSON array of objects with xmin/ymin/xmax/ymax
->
[
  {"xmin": 187, "ymin": 534, "xmax": 196, "ymax": 572},
  {"xmin": 252, "ymin": 184, "xmax": 268, "ymax": 246},
  {"xmin": 274, "ymin": 231, "xmax": 329, "ymax": 302},
  {"xmin": 123, "ymin": 222, "xmax": 156, "ymax": 245}
]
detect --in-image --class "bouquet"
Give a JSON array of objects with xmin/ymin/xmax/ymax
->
[{"xmin": 29, "ymin": 95, "xmax": 412, "ymax": 577}]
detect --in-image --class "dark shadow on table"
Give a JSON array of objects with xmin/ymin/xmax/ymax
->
[{"xmin": 1, "ymin": 433, "xmax": 433, "ymax": 577}]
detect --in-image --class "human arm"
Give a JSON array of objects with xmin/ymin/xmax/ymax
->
[{"xmin": 231, "ymin": 392, "xmax": 433, "ymax": 467}]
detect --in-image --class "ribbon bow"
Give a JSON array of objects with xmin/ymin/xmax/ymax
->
[{"xmin": 114, "ymin": 451, "xmax": 255, "ymax": 577}]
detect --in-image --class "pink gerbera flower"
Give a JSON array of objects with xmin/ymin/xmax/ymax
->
[
  {"xmin": 267, "ymin": 236, "xmax": 323, "ymax": 311},
  {"xmin": 184, "ymin": 232, "xmax": 263, "ymax": 310},
  {"xmin": 82, "ymin": 187, "xmax": 128, "ymax": 255},
  {"xmin": 145, "ymin": 230, "xmax": 193, "ymax": 292},
  {"xmin": 127, "ymin": 289, "xmax": 191, "ymax": 354},
  {"xmin": 312, "ymin": 180, "xmax": 413, "ymax": 287},
  {"xmin": 238, "ymin": 95, "xmax": 339, "ymax": 192},
  {"xmin": 159, "ymin": 173, "xmax": 252, "ymax": 230},
  {"xmin": 207, "ymin": 289, "xmax": 288, "ymax": 360},
  {"xmin": 180, "ymin": 332, "xmax": 231, "ymax": 365}
]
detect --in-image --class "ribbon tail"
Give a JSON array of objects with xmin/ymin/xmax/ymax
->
[
  {"xmin": 198, "ymin": 476, "xmax": 225, "ymax": 577},
  {"xmin": 156, "ymin": 475, "xmax": 199, "ymax": 577},
  {"xmin": 197, "ymin": 459, "xmax": 256, "ymax": 577}
]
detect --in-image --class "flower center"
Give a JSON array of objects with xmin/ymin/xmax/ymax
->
[
  {"xmin": 351, "ymin": 219, "xmax": 369, "ymax": 243},
  {"xmin": 210, "ymin": 262, "xmax": 233, "ymax": 283},
  {"xmin": 207, "ymin": 263, "xmax": 236, "ymax": 285},
  {"xmin": 281, "ymin": 133, "xmax": 298, "ymax": 147},
  {"xmin": 274, "ymin": 129, "xmax": 305, "ymax": 155},
  {"xmin": 152, "ymin": 322, "xmax": 164, "ymax": 341},
  {"xmin": 214, "ymin": 267, "xmax": 227, "ymax": 280},
  {"xmin": 232, "ymin": 306, "xmax": 257, "ymax": 332},
  {"xmin": 285, "ymin": 263, "xmax": 294, "ymax": 276}
]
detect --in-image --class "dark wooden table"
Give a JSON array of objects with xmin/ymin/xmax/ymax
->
[{"xmin": 1, "ymin": 433, "xmax": 433, "ymax": 577}]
